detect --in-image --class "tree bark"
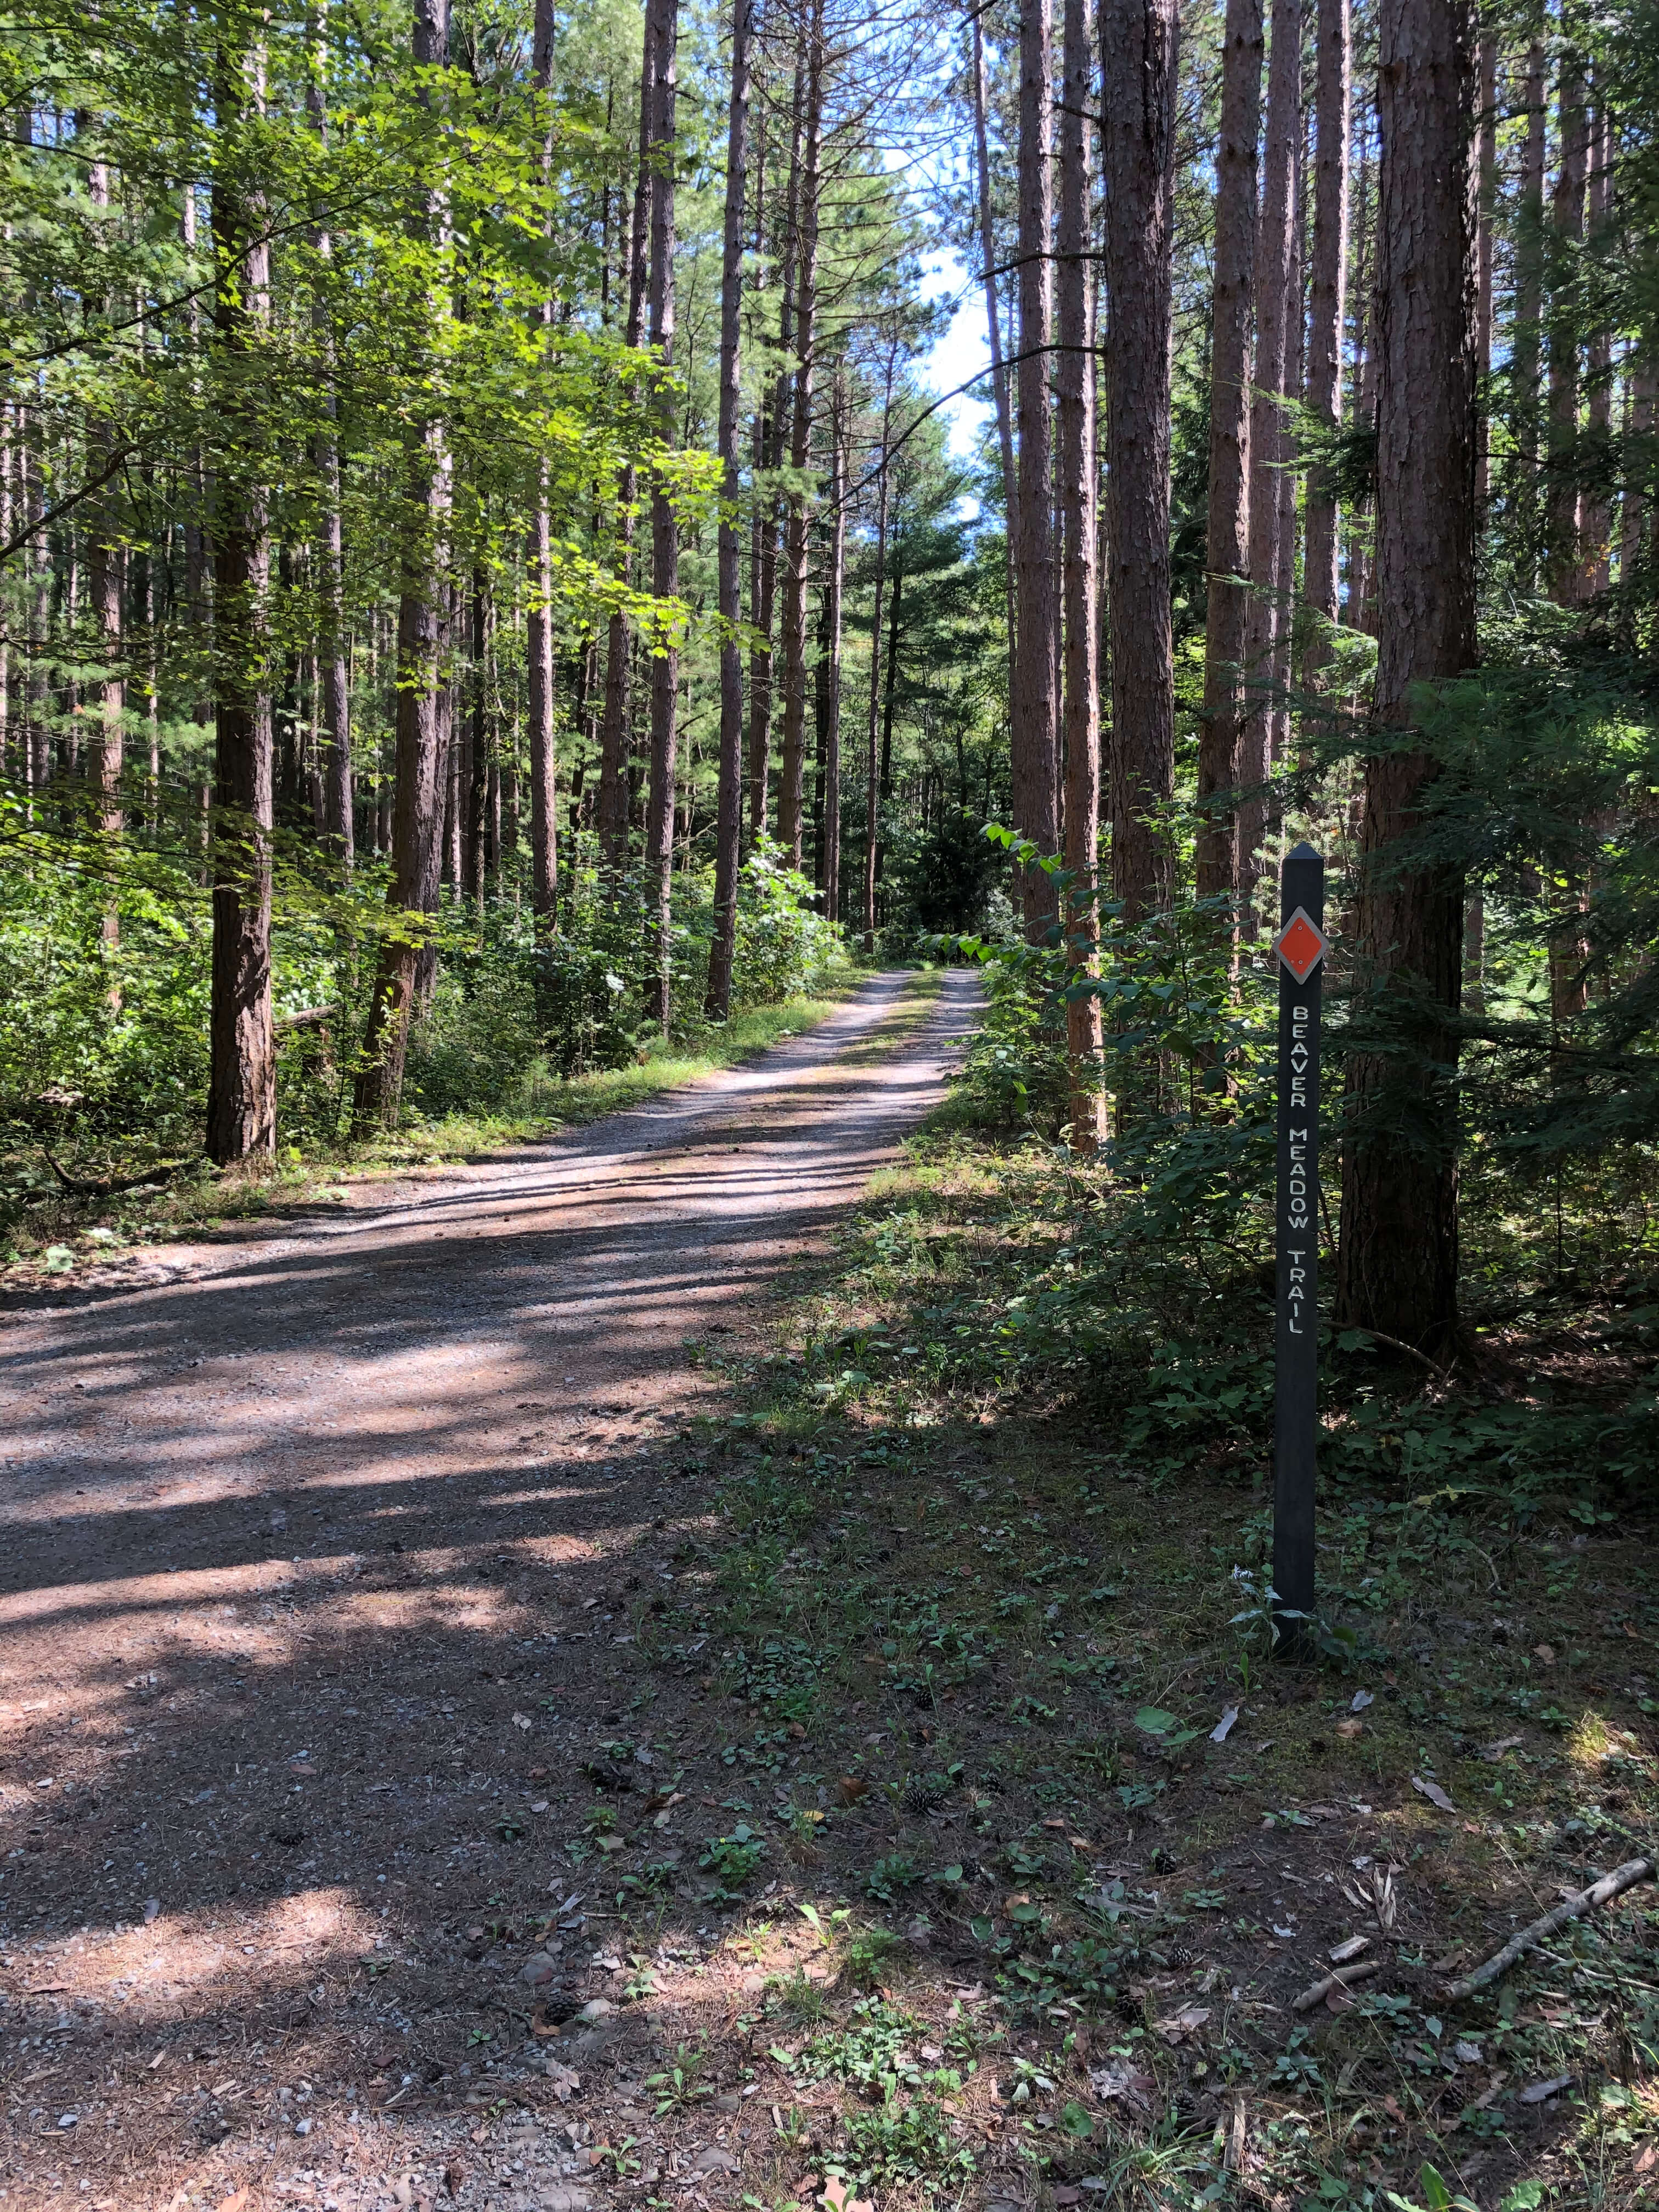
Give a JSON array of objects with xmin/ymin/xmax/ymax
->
[
  {"xmin": 972, "ymin": 10, "xmax": 1017, "ymax": 648},
  {"xmin": 1012, "ymin": 0, "xmax": 1058, "ymax": 940},
  {"xmin": 352, "ymin": 0, "xmax": 454, "ymax": 1133},
  {"xmin": 86, "ymin": 146, "xmax": 125, "ymax": 984},
  {"xmin": 1196, "ymin": 0, "xmax": 1262, "ymax": 912},
  {"xmin": 1335, "ymin": 0, "xmax": 1477, "ymax": 1357},
  {"xmin": 1346, "ymin": 127, "xmax": 1375, "ymax": 627},
  {"xmin": 879, "ymin": 563, "xmax": 901, "ymax": 828},
  {"xmin": 1474, "ymin": 32, "xmax": 1496, "ymax": 510},
  {"xmin": 1546, "ymin": 52, "xmax": 1586, "ymax": 602},
  {"xmin": 526, "ymin": 0, "xmax": 559, "ymax": 927},
  {"xmin": 307, "ymin": 6, "xmax": 352, "ymax": 870},
  {"xmin": 1268, "ymin": 105, "xmax": 1304, "ymax": 772},
  {"xmin": 1583, "ymin": 100, "xmax": 1613, "ymax": 592},
  {"xmin": 816, "ymin": 375, "xmax": 846, "ymax": 922},
  {"xmin": 1514, "ymin": 42, "xmax": 1545, "ymax": 589},
  {"xmin": 776, "ymin": 0, "xmax": 823, "ymax": 868},
  {"xmin": 861, "ymin": 349, "xmax": 896, "ymax": 954},
  {"xmin": 642, "ymin": 0, "xmax": 680, "ymax": 1029},
  {"xmin": 1621, "ymin": 356, "xmax": 1655, "ymax": 604},
  {"xmin": 1058, "ymin": 0, "xmax": 1101, "ymax": 1147},
  {"xmin": 464, "ymin": 574, "xmax": 488, "ymax": 900},
  {"xmin": 206, "ymin": 35, "xmax": 277, "ymax": 1164},
  {"xmin": 1301, "ymin": 0, "xmax": 1348, "ymax": 691},
  {"xmin": 748, "ymin": 57, "xmax": 805, "ymax": 849},
  {"xmin": 704, "ymin": 0, "xmax": 752, "ymax": 1020},
  {"xmin": 597, "ymin": 0, "xmax": 658, "ymax": 869},
  {"xmin": 1236, "ymin": 0, "xmax": 1299, "ymax": 925},
  {"xmin": 1102, "ymin": 0, "xmax": 1179, "ymax": 927}
]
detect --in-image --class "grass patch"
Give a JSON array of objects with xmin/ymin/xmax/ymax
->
[{"xmin": 603, "ymin": 1097, "xmax": 1659, "ymax": 2212}]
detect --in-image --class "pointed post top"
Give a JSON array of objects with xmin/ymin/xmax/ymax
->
[{"xmin": 1286, "ymin": 840, "xmax": 1321, "ymax": 861}]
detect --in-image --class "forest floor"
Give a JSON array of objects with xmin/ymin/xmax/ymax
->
[{"xmin": 2, "ymin": 967, "xmax": 1657, "ymax": 2212}]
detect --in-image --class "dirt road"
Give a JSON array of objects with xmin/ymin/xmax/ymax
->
[{"xmin": 0, "ymin": 970, "xmax": 978, "ymax": 2212}]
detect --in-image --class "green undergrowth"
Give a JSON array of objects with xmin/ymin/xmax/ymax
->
[
  {"xmin": 769, "ymin": 1108, "xmax": 1659, "ymax": 1533},
  {"xmin": 0, "ymin": 972, "xmax": 876, "ymax": 1282},
  {"xmin": 602, "ymin": 1107, "xmax": 1659, "ymax": 2210},
  {"xmin": 628, "ymin": 1393, "xmax": 1659, "ymax": 2210}
]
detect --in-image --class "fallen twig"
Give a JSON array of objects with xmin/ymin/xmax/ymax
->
[
  {"xmin": 1342, "ymin": 1325, "xmax": 1453, "ymax": 1381},
  {"xmin": 40, "ymin": 1148, "xmax": 193, "ymax": 1199},
  {"xmin": 1443, "ymin": 1854, "xmax": 1656, "ymax": 2001},
  {"xmin": 1291, "ymin": 1959, "xmax": 1380, "ymax": 2012}
]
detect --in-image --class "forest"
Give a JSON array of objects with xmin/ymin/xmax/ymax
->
[
  {"xmin": 3, "ymin": 0, "xmax": 1659, "ymax": 2209},
  {"xmin": 4, "ymin": 0, "xmax": 1659, "ymax": 1368}
]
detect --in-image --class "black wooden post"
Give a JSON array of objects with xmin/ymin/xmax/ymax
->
[{"xmin": 1272, "ymin": 843, "xmax": 1328, "ymax": 1653}]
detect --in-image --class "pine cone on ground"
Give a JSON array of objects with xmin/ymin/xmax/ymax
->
[{"xmin": 903, "ymin": 1775, "xmax": 949, "ymax": 1816}]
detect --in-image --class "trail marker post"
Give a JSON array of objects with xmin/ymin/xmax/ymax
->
[{"xmin": 1271, "ymin": 843, "xmax": 1328, "ymax": 1655}]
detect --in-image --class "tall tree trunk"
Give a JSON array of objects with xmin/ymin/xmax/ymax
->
[
  {"xmin": 597, "ymin": 0, "xmax": 658, "ymax": 868},
  {"xmin": 777, "ymin": 0, "xmax": 823, "ymax": 868},
  {"xmin": 464, "ymin": 573, "xmax": 488, "ymax": 900},
  {"xmin": 1335, "ymin": 0, "xmax": 1477, "ymax": 1357},
  {"xmin": 1196, "ymin": 0, "xmax": 1263, "ymax": 912},
  {"xmin": 1514, "ymin": 42, "xmax": 1545, "ymax": 590},
  {"xmin": 206, "ymin": 34, "xmax": 276, "ymax": 1164},
  {"xmin": 24, "ymin": 418, "xmax": 52, "ymax": 813},
  {"xmin": 0, "ymin": 409, "xmax": 9, "ymax": 779},
  {"xmin": 1236, "ymin": 0, "xmax": 1299, "ymax": 925},
  {"xmin": 748, "ymin": 57, "xmax": 805, "ymax": 848},
  {"xmin": 316, "ymin": 459, "xmax": 351, "ymax": 864},
  {"xmin": 86, "ymin": 146, "xmax": 124, "ymax": 977},
  {"xmin": 179, "ymin": 181, "xmax": 212, "ymax": 861},
  {"xmin": 444, "ymin": 633, "xmax": 463, "ymax": 889},
  {"xmin": 1301, "ymin": 0, "xmax": 1348, "ymax": 690},
  {"xmin": 1268, "ymin": 105, "xmax": 1304, "ymax": 771},
  {"xmin": 1346, "ymin": 128, "xmax": 1375, "ymax": 625},
  {"xmin": 308, "ymin": 4, "xmax": 352, "ymax": 870},
  {"xmin": 705, "ymin": 0, "xmax": 752, "ymax": 1020},
  {"xmin": 1058, "ymin": 0, "xmax": 1101, "ymax": 1147},
  {"xmin": 352, "ymin": 0, "xmax": 454, "ymax": 1133},
  {"xmin": 526, "ymin": 0, "xmax": 559, "ymax": 927},
  {"xmin": 642, "ymin": 0, "xmax": 680, "ymax": 1029},
  {"xmin": 816, "ymin": 380, "xmax": 846, "ymax": 924},
  {"xmin": 1583, "ymin": 99, "xmax": 1613, "ymax": 592},
  {"xmin": 1102, "ymin": 0, "xmax": 1179, "ymax": 926},
  {"xmin": 862, "ymin": 351, "xmax": 896, "ymax": 954},
  {"xmin": 879, "ymin": 564, "xmax": 902, "ymax": 827},
  {"xmin": 1621, "ymin": 354, "xmax": 1655, "ymax": 605},
  {"xmin": 1546, "ymin": 51, "xmax": 1585, "ymax": 602},
  {"xmin": 972, "ymin": 10, "xmax": 1017, "ymax": 647},
  {"xmin": 1012, "ymin": 0, "xmax": 1058, "ymax": 939},
  {"xmin": 1474, "ymin": 31, "xmax": 1496, "ymax": 510}
]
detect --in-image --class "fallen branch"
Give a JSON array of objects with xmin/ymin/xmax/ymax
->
[
  {"xmin": 40, "ymin": 1148, "xmax": 193, "ymax": 1199},
  {"xmin": 1443, "ymin": 1854, "xmax": 1656, "ymax": 2001},
  {"xmin": 1291, "ymin": 1958, "xmax": 1380, "ymax": 2012},
  {"xmin": 1342, "ymin": 1325, "xmax": 1452, "ymax": 1381}
]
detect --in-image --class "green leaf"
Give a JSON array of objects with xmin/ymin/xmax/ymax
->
[
  {"xmin": 1133, "ymin": 1705, "xmax": 1182, "ymax": 1736},
  {"xmin": 1418, "ymin": 2166, "xmax": 1453, "ymax": 2212},
  {"xmin": 1059, "ymin": 2100, "xmax": 1093, "ymax": 2138}
]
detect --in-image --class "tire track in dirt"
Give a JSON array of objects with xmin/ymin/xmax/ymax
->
[{"xmin": 0, "ymin": 968, "xmax": 977, "ymax": 2211}]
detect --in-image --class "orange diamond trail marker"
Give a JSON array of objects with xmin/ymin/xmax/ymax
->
[
  {"xmin": 1273, "ymin": 906, "xmax": 1329, "ymax": 985},
  {"xmin": 1273, "ymin": 847, "xmax": 1327, "ymax": 1658}
]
